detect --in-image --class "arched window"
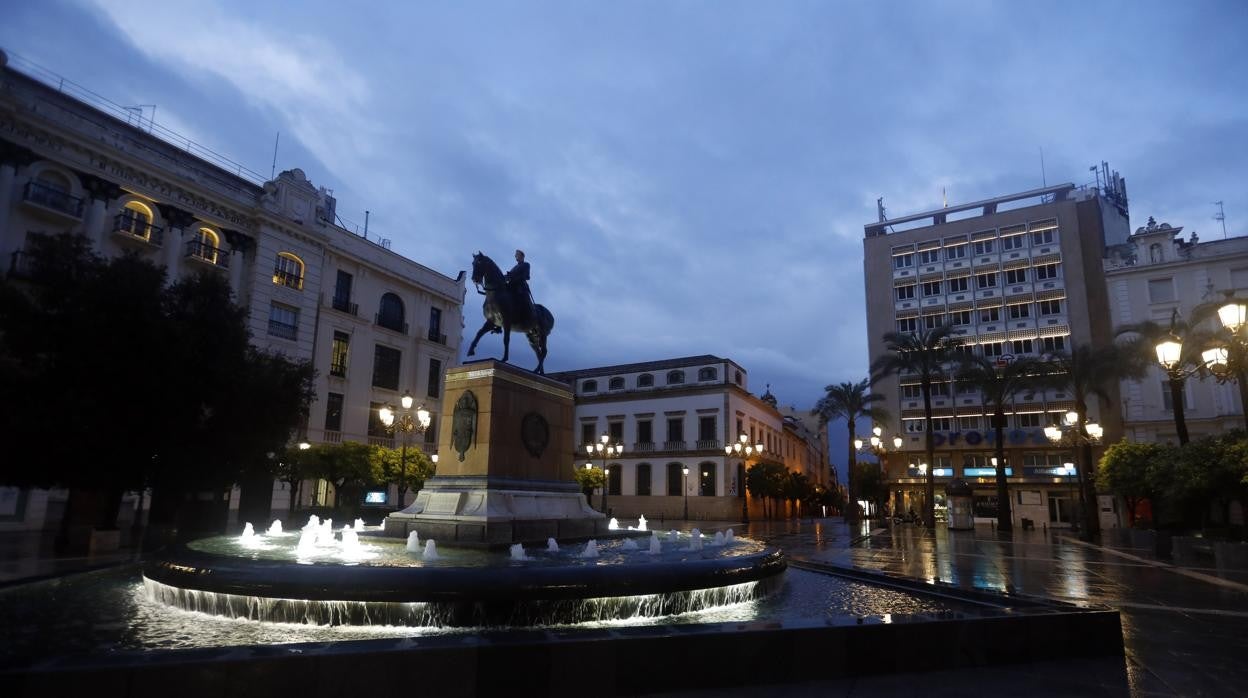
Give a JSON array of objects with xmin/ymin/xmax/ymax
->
[
  {"xmin": 377, "ymin": 292, "xmax": 406, "ymax": 333},
  {"xmin": 699, "ymin": 462, "xmax": 717, "ymax": 497},
  {"xmin": 35, "ymin": 170, "xmax": 70, "ymax": 192},
  {"xmin": 637, "ymin": 373, "xmax": 654, "ymax": 387},
  {"xmin": 608, "ymin": 377, "xmax": 625, "ymax": 390},
  {"xmin": 607, "ymin": 464, "xmax": 622, "ymax": 496},
  {"xmin": 117, "ymin": 200, "xmax": 155, "ymax": 239},
  {"xmin": 666, "ymin": 463, "xmax": 685, "ymax": 496},
  {"xmin": 666, "ymin": 370, "xmax": 685, "ymax": 385},
  {"xmin": 1149, "ymin": 243, "xmax": 1163, "ymax": 264},
  {"xmin": 636, "ymin": 463, "xmax": 652, "ymax": 496},
  {"xmin": 189, "ymin": 227, "xmax": 221, "ymax": 264},
  {"xmin": 697, "ymin": 367, "xmax": 717, "ymax": 381},
  {"xmin": 27, "ymin": 169, "xmax": 82, "ymax": 217},
  {"xmin": 274, "ymin": 252, "xmax": 305, "ymax": 290},
  {"xmin": 582, "ymin": 380, "xmax": 599, "ymax": 393}
]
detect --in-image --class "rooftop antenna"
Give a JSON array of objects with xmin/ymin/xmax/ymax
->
[
  {"xmin": 942, "ymin": 187, "xmax": 948, "ymax": 208},
  {"xmin": 124, "ymin": 104, "xmax": 157, "ymax": 133},
  {"xmin": 876, "ymin": 197, "xmax": 887, "ymax": 223},
  {"xmin": 1089, "ymin": 165, "xmax": 1101, "ymax": 190},
  {"xmin": 1213, "ymin": 201, "xmax": 1227, "ymax": 239},
  {"xmin": 270, "ymin": 132, "xmax": 280, "ymax": 179},
  {"xmin": 1039, "ymin": 147, "xmax": 1047, "ymax": 187}
]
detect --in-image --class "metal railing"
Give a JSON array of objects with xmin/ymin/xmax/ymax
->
[
  {"xmin": 368, "ymin": 436, "xmax": 394, "ymax": 448},
  {"xmin": 329, "ymin": 361, "xmax": 347, "ymax": 378},
  {"xmin": 272, "ymin": 267, "xmax": 304, "ymax": 290},
  {"xmin": 23, "ymin": 181, "xmax": 83, "ymax": 217},
  {"xmin": 331, "ymin": 295, "xmax": 358, "ymax": 315},
  {"xmin": 375, "ymin": 313, "xmax": 408, "ymax": 334},
  {"xmin": 267, "ymin": 319, "xmax": 297, "ymax": 341},
  {"xmin": 427, "ymin": 328, "xmax": 447, "ymax": 344},
  {"xmin": 633, "ymin": 441, "xmax": 655, "ymax": 452},
  {"xmin": 113, "ymin": 214, "xmax": 163, "ymax": 245},
  {"xmin": 662, "ymin": 440, "xmax": 687, "ymax": 451},
  {"xmin": 695, "ymin": 439, "xmax": 722, "ymax": 450},
  {"xmin": 323, "ymin": 431, "xmax": 342, "ymax": 444},
  {"xmin": 185, "ymin": 239, "xmax": 229, "ymax": 268}
]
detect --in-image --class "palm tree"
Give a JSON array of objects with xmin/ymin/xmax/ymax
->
[
  {"xmin": 954, "ymin": 355, "xmax": 1045, "ymax": 532},
  {"xmin": 870, "ymin": 324, "xmax": 961, "ymax": 528},
  {"xmin": 1040, "ymin": 343, "xmax": 1145, "ymax": 538},
  {"xmin": 812, "ymin": 378, "xmax": 890, "ymax": 521},
  {"xmin": 1116, "ymin": 310, "xmax": 1210, "ymax": 445}
]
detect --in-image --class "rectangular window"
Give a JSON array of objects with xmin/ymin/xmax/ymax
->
[
  {"xmin": 333, "ymin": 270, "xmax": 354, "ymax": 311},
  {"xmin": 424, "ymin": 415, "xmax": 436, "ymax": 444},
  {"xmin": 930, "ymin": 382, "xmax": 950, "ymax": 397},
  {"xmin": 1148, "ymin": 278, "xmax": 1176, "ymax": 303},
  {"xmin": 901, "ymin": 385, "xmax": 921, "ymax": 399},
  {"xmin": 922, "ymin": 281, "xmax": 942, "ymax": 296},
  {"xmin": 609, "ymin": 421, "xmax": 624, "ymax": 442},
  {"xmin": 637, "ymin": 420, "xmax": 653, "ymax": 445},
  {"xmin": 930, "ymin": 417, "xmax": 952, "ymax": 432},
  {"xmin": 1036, "ymin": 263, "xmax": 1061, "ymax": 280},
  {"xmin": 923, "ymin": 314, "xmax": 945, "ymax": 330},
  {"xmin": 1038, "ymin": 299, "xmax": 1063, "ymax": 315},
  {"xmin": 1005, "ymin": 268, "xmax": 1028, "ymax": 285},
  {"xmin": 894, "ymin": 253, "xmax": 914, "ymax": 269},
  {"xmin": 976, "ymin": 272, "xmax": 998, "ymax": 289},
  {"xmin": 267, "ymin": 302, "xmax": 299, "ymax": 340},
  {"xmin": 897, "ymin": 317, "xmax": 918, "ymax": 333},
  {"xmin": 1161, "ymin": 381, "xmax": 1190, "ymax": 411},
  {"xmin": 947, "ymin": 276, "xmax": 970, "ymax": 293},
  {"xmin": 274, "ymin": 253, "xmax": 304, "ymax": 289},
  {"xmin": 1030, "ymin": 229, "xmax": 1055, "ymax": 246},
  {"xmin": 428, "ymin": 307, "xmax": 443, "ymax": 342},
  {"xmin": 895, "ymin": 284, "xmax": 916, "ymax": 300},
  {"xmin": 427, "ymin": 358, "xmax": 442, "ymax": 398},
  {"xmin": 1011, "ymin": 339, "xmax": 1034, "ymax": 354},
  {"xmin": 1041, "ymin": 336, "xmax": 1067, "ymax": 353},
  {"xmin": 372, "ymin": 345, "xmax": 401, "ymax": 390},
  {"xmin": 667, "ymin": 418, "xmax": 684, "ymax": 445},
  {"xmin": 1001, "ymin": 234, "xmax": 1026, "ymax": 251},
  {"xmin": 368, "ymin": 401, "xmax": 387, "ymax": 437},
  {"xmin": 581, "ymin": 422, "xmax": 596, "ymax": 445},
  {"xmin": 949, "ymin": 310, "xmax": 972, "ymax": 326},
  {"xmin": 982, "ymin": 342, "xmax": 1004, "ymax": 357},
  {"xmin": 330, "ymin": 331, "xmax": 349, "ymax": 377},
  {"xmin": 1008, "ymin": 303, "xmax": 1031, "ymax": 319},
  {"xmin": 699, "ymin": 416, "xmax": 717, "ymax": 442},
  {"xmin": 946, "ymin": 244, "xmax": 967, "ymax": 260},
  {"xmin": 919, "ymin": 249, "xmax": 941, "ymax": 265},
  {"xmin": 324, "ymin": 392, "xmax": 344, "ymax": 432},
  {"xmin": 958, "ymin": 416, "xmax": 980, "ymax": 430},
  {"xmin": 979, "ymin": 307, "xmax": 1001, "ymax": 323},
  {"xmin": 1016, "ymin": 413, "xmax": 1042, "ymax": 428},
  {"xmin": 973, "ymin": 239, "xmax": 995, "ymax": 255}
]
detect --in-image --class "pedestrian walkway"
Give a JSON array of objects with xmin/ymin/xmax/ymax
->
[{"xmin": 744, "ymin": 518, "xmax": 1248, "ymax": 697}]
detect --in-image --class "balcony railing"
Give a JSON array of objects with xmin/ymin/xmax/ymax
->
[
  {"xmin": 185, "ymin": 239, "xmax": 229, "ymax": 268},
  {"xmin": 323, "ymin": 430, "xmax": 342, "ymax": 444},
  {"xmin": 329, "ymin": 361, "xmax": 347, "ymax": 378},
  {"xmin": 368, "ymin": 435, "xmax": 395, "ymax": 448},
  {"xmin": 695, "ymin": 439, "xmax": 722, "ymax": 450},
  {"xmin": 267, "ymin": 319, "xmax": 298, "ymax": 340},
  {"xmin": 427, "ymin": 328, "xmax": 447, "ymax": 344},
  {"xmin": 272, "ymin": 268, "xmax": 304, "ymax": 290},
  {"xmin": 113, "ymin": 214, "xmax": 163, "ymax": 246},
  {"xmin": 633, "ymin": 441, "xmax": 655, "ymax": 452},
  {"xmin": 23, "ymin": 181, "xmax": 84, "ymax": 218},
  {"xmin": 331, "ymin": 295, "xmax": 358, "ymax": 316},
  {"xmin": 8, "ymin": 250, "xmax": 32, "ymax": 279},
  {"xmin": 663, "ymin": 440, "xmax": 687, "ymax": 451},
  {"xmin": 375, "ymin": 313, "xmax": 408, "ymax": 334}
]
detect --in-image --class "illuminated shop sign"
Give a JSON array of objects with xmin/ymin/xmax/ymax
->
[
  {"xmin": 929, "ymin": 429, "xmax": 1051, "ymax": 447},
  {"xmin": 363, "ymin": 491, "xmax": 388, "ymax": 504}
]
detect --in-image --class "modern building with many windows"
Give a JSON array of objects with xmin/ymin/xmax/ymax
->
[
  {"xmin": 548, "ymin": 356, "xmax": 830, "ymax": 521},
  {"xmin": 0, "ymin": 52, "xmax": 465, "ymax": 529},
  {"xmin": 1104, "ymin": 218, "xmax": 1248, "ymax": 443},
  {"xmin": 862, "ymin": 177, "xmax": 1131, "ymax": 527}
]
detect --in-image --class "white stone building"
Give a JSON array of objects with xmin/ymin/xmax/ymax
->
[
  {"xmin": 1104, "ymin": 219, "xmax": 1248, "ymax": 443},
  {"xmin": 0, "ymin": 53, "xmax": 464, "ymax": 530},
  {"xmin": 548, "ymin": 356, "xmax": 829, "ymax": 522}
]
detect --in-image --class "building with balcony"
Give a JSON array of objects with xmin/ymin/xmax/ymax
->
[
  {"xmin": 863, "ymin": 175, "xmax": 1131, "ymax": 527},
  {"xmin": 0, "ymin": 52, "xmax": 465, "ymax": 529},
  {"xmin": 1104, "ymin": 219, "xmax": 1248, "ymax": 443},
  {"xmin": 548, "ymin": 356, "xmax": 829, "ymax": 521}
]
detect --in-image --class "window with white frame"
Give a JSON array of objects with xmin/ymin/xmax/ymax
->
[
  {"xmin": 1030, "ymin": 229, "xmax": 1056, "ymax": 246},
  {"xmin": 895, "ymin": 284, "xmax": 916, "ymax": 300},
  {"xmin": 1001, "ymin": 234, "xmax": 1026, "ymax": 251},
  {"xmin": 1038, "ymin": 299, "xmax": 1063, "ymax": 315},
  {"xmin": 946, "ymin": 244, "xmax": 967, "ymax": 260},
  {"xmin": 947, "ymin": 276, "xmax": 970, "ymax": 293},
  {"xmin": 1148, "ymin": 278, "xmax": 1176, "ymax": 303},
  {"xmin": 1041, "ymin": 335, "xmax": 1067, "ymax": 353},
  {"xmin": 1005, "ymin": 268, "xmax": 1028, "ymax": 285},
  {"xmin": 949, "ymin": 310, "xmax": 972, "ymax": 326},
  {"xmin": 1011, "ymin": 339, "xmax": 1034, "ymax": 354},
  {"xmin": 919, "ymin": 249, "xmax": 941, "ymax": 265},
  {"xmin": 979, "ymin": 306, "xmax": 1001, "ymax": 323},
  {"xmin": 923, "ymin": 314, "xmax": 945, "ymax": 330},
  {"xmin": 973, "ymin": 239, "xmax": 995, "ymax": 255},
  {"xmin": 1035, "ymin": 263, "xmax": 1061, "ymax": 280},
  {"xmin": 894, "ymin": 253, "xmax": 914, "ymax": 269},
  {"xmin": 976, "ymin": 272, "xmax": 998, "ymax": 289},
  {"xmin": 897, "ymin": 317, "xmax": 919, "ymax": 333},
  {"xmin": 922, "ymin": 281, "xmax": 942, "ymax": 296},
  {"xmin": 981, "ymin": 342, "xmax": 1004, "ymax": 357},
  {"xmin": 1008, "ymin": 303, "xmax": 1031, "ymax": 319}
]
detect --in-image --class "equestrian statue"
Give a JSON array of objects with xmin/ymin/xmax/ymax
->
[{"xmin": 466, "ymin": 249, "xmax": 555, "ymax": 374}]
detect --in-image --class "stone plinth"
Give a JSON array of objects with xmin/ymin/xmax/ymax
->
[{"xmin": 384, "ymin": 360, "xmax": 604, "ymax": 546}]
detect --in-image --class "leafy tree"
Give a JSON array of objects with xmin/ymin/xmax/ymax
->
[
  {"xmin": 871, "ymin": 324, "xmax": 961, "ymax": 528},
  {"xmin": 812, "ymin": 377, "xmax": 889, "ymax": 521},
  {"xmin": 304, "ymin": 441, "xmax": 376, "ymax": 509},
  {"xmin": 955, "ymin": 355, "xmax": 1044, "ymax": 532},
  {"xmin": 1168, "ymin": 431, "xmax": 1248, "ymax": 531},
  {"xmin": 745, "ymin": 461, "xmax": 788, "ymax": 519},
  {"xmin": 853, "ymin": 462, "xmax": 888, "ymax": 517},
  {"xmin": 573, "ymin": 466, "xmax": 606, "ymax": 508},
  {"xmin": 371, "ymin": 444, "xmax": 437, "ymax": 505},
  {"xmin": 1097, "ymin": 440, "xmax": 1165, "ymax": 526}
]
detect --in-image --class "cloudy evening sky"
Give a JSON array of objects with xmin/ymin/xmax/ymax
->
[{"xmin": 3, "ymin": 1, "xmax": 1247, "ymax": 470}]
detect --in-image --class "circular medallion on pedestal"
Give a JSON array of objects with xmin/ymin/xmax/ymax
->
[{"xmin": 521, "ymin": 411, "xmax": 549, "ymax": 457}]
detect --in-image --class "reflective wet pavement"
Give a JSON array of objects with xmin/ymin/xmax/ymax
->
[{"xmin": 721, "ymin": 518, "xmax": 1248, "ymax": 697}]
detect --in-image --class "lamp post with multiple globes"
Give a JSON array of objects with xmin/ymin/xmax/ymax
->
[
  {"xmin": 682, "ymin": 466, "xmax": 690, "ymax": 520},
  {"xmin": 378, "ymin": 391, "xmax": 432, "ymax": 508},
  {"xmin": 1044, "ymin": 411, "xmax": 1103, "ymax": 539},
  {"xmin": 725, "ymin": 434, "xmax": 764, "ymax": 524},
  {"xmin": 585, "ymin": 433, "xmax": 624, "ymax": 514},
  {"xmin": 1196, "ymin": 298, "xmax": 1248, "ymax": 431},
  {"xmin": 854, "ymin": 426, "xmax": 903, "ymax": 518}
]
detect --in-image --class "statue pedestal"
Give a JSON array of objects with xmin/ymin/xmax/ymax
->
[{"xmin": 384, "ymin": 360, "xmax": 604, "ymax": 547}]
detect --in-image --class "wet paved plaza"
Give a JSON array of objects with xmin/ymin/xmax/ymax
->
[{"xmin": 739, "ymin": 519, "xmax": 1248, "ymax": 697}]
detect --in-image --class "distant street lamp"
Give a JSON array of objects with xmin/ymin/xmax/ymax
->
[
  {"xmin": 379, "ymin": 391, "xmax": 432, "ymax": 507},
  {"xmin": 586, "ymin": 433, "xmax": 623, "ymax": 514},
  {"xmin": 1044, "ymin": 411, "xmax": 1103, "ymax": 539},
  {"xmin": 682, "ymin": 465, "xmax": 690, "ymax": 520},
  {"xmin": 725, "ymin": 434, "xmax": 764, "ymax": 524},
  {"xmin": 1202, "ymin": 298, "xmax": 1248, "ymax": 431},
  {"xmin": 855, "ymin": 426, "xmax": 901, "ymax": 518}
]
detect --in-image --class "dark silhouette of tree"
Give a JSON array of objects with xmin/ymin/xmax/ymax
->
[{"xmin": 812, "ymin": 377, "xmax": 889, "ymax": 521}]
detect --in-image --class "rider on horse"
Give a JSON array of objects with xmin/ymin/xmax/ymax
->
[{"xmin": 506, "ymin": 249, "xmax": 534, "ymax": 324}]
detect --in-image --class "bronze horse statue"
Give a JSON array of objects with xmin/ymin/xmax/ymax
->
[{"xmin": 466, "ymin": 252, "xmax": 554, "ymax": 374}]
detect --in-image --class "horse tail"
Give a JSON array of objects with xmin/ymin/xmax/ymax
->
[{"xmin": 536, "ymin": 305, "xmax": 554, "ymax": 333}]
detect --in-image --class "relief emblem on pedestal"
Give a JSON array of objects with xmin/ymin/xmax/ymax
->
[
  {"xmin": 451, "ymin": 390, "xmax": 478, "ymax": 462},
  {"xmin": 520, "ymin": 412, "xmax": 550, "ymax": 458}
]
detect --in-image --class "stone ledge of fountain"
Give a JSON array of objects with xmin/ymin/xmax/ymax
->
[{"xmin": 142, "ymin": 544, "xmax": 787, "ymax": 605}]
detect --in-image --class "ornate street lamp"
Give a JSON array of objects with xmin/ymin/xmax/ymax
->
[
  {"xmin": 378, "ymin": 391, "xmax": 432, "ymax": 507},
  {"xmin": 725, "ymin": 434, "xmax": 764, "ymax": 525},
  {"xmin": 585, "ymin": 433, "xmax": 624, "ymax": 514},
  {"xmin": 1206, "ymin": 298, "xmax": 1248, "ymax": 430},
  {"xmin": 682, "ymin": 465, "xmax": 690, "ymax": 520},
  {"xmin": 855, "ymin": 426, "xmax": 901, "ymax": 519},
  {"xmin": 1154, "ymin": 332, "xmax": 1197, "ymax": 445},
  {"xmin": 1045, "ymin": 410, "xmax": 1102, "ymax": 539}
]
